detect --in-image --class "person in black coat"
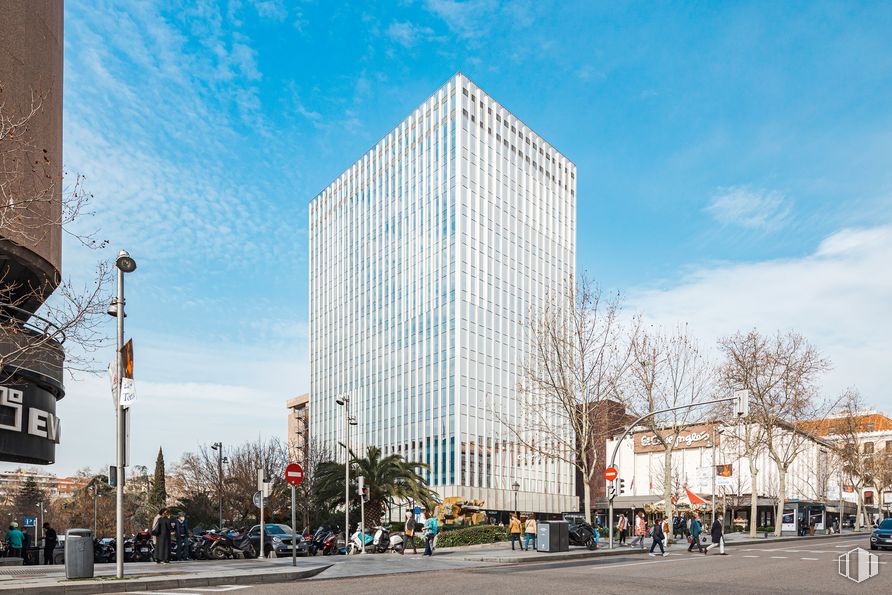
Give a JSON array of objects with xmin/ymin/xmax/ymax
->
[
  {"xmin": 42, "ymin": 523, "xmax": 57, "ymax": 565},
  {"xmin": 174, "ymin": 513, "xmax": 190, "ymax": 560},
  {"xmin": 705, "ymin": 517, "xmax": 725, "ymax": 555},
  {"xmin": 151, "ymin": 508, "xmax": 171, "ymax": 563}
]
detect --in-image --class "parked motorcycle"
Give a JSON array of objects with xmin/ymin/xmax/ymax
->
[
  {"xmin": 567, "ymin": 521, "xmax": 598, "ymax": 550},
  {"xmin": 322, "ymin": 531, "xmax": 346, "ymax": 555},
  {"xmin": 348, "ymin": 528, "xmax": 375, "ymax": 554},
  {"xmin": 372, "ymin": 525, "xmax": 403, "ymax": 553},
  {"xmin": 94, "ymin": 538, "xmax": 116, "ymax": 563},
  {"xmin": 123, "ymin": 531, "xmax": 154, "ymax": 562}
]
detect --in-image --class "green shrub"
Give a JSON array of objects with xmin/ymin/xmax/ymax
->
[
  {"xmin": 756, "ymin": 526, "xmax": 775, "ymax": 533},
  {"xmin": 435, "ymin": 525, "xmax": 508, "ymax": 548}
]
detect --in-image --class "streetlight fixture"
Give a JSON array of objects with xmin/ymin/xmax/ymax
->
[
  {"xmin": 111, "ymin": 249, "xmax": 136, "ymax": 579},
  {"xmin": 336, "ymin": 394, "xmax": 357, "ymax": 551},
  {"xmin": 512, "ymin": 481, "xmax": 520, "ymax": 515},
  {"xmin": 211, "ymin": 442, "xmax": 227, "ymax": 529}
]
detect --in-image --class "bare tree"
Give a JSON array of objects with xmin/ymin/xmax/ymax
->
[
  {"xmin": 719, "ymin": 330, "xmax": 832, "ymax": 536},
  {"xmin": 627, "ymin": 325, "xmax": 714, "ymax": 527},
  {"xmin": 1, "ymin": 80, "xmax": 111, "ymax": 380},
  {"xmin": 504, "ymin": 274, "xmax": 636, "ymax": 523},
  {"xmin": 831, "ymin": 389, "xmax": 875, "ymax": 530}
]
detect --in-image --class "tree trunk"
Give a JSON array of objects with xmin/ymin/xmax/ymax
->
[
  {"xmin": 749, "ymin": 459, "xmax": 759, "ymax": 538},
  {"xmin": 583, "ymin": 479, "xmax": 592, "ymax": 525},
  {"xmin": 775, "ymin": 466, "xmax": 786, "ymax": 537},
  {"xmin": 663, "ymin": 449, "xmax": 674, "ymax": 528},
  {"xmin": 855, "ymin": 487, "xmax": 864, "ymax": 531}
]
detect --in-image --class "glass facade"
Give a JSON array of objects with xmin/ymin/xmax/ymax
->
[{"xmin": 309, "ymin": 73, "xmax": 576, "ymax": 513}]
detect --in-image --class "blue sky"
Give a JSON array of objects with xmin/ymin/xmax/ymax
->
[{"xmin": 16, "ymin": 0, "xmax": 890, "ymax": 475}]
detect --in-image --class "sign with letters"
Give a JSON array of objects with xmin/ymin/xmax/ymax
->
[
  {"xmin": 0, "ymin": 381, "xmax": 62, "ymax": 465},
  {"xmin": 633, "ymin": 424, "xmax": 717, "ymax": 454}
]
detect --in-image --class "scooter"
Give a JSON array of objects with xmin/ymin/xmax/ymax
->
[
  {"xmin": 322, "ymin": 531, "xmax": 346, "ymax": 555},
  {"xmin": 372, "ymin": 526, "xmax": 403, "ymax": 553},
  {"xmin": 348, "ymin": 528, "xmax": 375, "ymax": 554},
  {"xmin": 568, "ymin": 521, "xmax": 598, "ymax": 550}
]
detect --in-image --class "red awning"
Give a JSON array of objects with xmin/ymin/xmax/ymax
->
[{"xmin": 684, "ymin": 486, "xmax": 708, "ymax": 506}]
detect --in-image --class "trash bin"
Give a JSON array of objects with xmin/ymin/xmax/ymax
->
[
  {"xmin": 536, "ymin": 521, "xmax": 570, "ymax": 552},
  {"xmin": 64, "ymin": 529, "xmax": 94, "ymax": 579}
]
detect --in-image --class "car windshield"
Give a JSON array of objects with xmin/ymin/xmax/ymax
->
[
  {"xmin": 254, "ymin": 524, "xmax": 291, "ymax": 535},
  {"xmin": 879, "ymin": 519, "xmax": 892, "ymax": 530}
]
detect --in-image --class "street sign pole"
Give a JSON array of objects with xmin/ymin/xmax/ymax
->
[
  {"xmin": 258, "ymin": 469, "xmax": 265, "ymax": 559},
  {"xmin": 291, "ymin": 484, "xmax": 297, "ymax": 567}
]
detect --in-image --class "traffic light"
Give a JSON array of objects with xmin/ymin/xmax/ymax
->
[{"xmin": 619, "ymin": 478, "xmax": 626, "ymax": 495}]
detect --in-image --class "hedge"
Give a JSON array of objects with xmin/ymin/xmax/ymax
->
[{"xmin": 435, "ymin": 525, "xmax": 508, "ymax": 548}]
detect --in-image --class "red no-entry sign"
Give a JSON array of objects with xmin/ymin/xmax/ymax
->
[
  {"xmin": 603, "ymin": 467, "xmax": 618, "ymax": 481},
  {"xmin": 285, "ymin": 463, "xmax": 304, "ymax": 486}
]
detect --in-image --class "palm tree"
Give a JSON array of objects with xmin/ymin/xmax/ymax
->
[{"xmin": 315, "ymin": 446, "xmax": 436, "ymax": 526}]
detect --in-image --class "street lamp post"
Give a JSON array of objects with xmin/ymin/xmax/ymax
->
[
  {"xmin": 336, "ymin": 394, "xmax": 357, "ymax": 551},
  {"xmin": 211, "ymin": 442, "xmax": 226, "ymax": 529},
  {"xmin": 111, "ymin": 250, "xmax": 137, "ymax": 579},
  {"xmin": 512, "ymin": 481, "xmax": 520, "ymax": 515},
  {"xmin": 92, "ymin": 483, "xmax": 99, "ymax": 536}
]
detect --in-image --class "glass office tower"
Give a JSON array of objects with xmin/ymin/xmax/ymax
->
[{"xmin": 309, "ymin": 73, "xmax": 576, "ymax": 513}]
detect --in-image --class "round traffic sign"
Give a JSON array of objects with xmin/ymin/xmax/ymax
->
[
  {"xmin": 603, "ymin": 467, "xmax": 618, "ymax": 481},
  {"xmin": 285, "ymin": 463, "xmax": 304, "ymax": 486},
  {"xmin": 252, "ymin": 491, "xmax": 270, "ymax": 508}
]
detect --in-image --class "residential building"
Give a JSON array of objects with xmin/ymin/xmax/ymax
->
[
  {"xmin": 576, "ymin": 399, "xmax": 635, "ymax": 510},
  {"xmin": 0, "ymin": 468, "xmax": 89, "ymax": 501},
  {"xmin": 309, "ymin": 73, "xmax": 577, "ymax": 513}
]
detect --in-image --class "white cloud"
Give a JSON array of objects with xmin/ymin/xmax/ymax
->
[
  {"xmin": 706, "ymin": 186, "xmax": 791, "ymax": 231},
  {"xmin": 630, "ymin": 225, "xmax": 892, "ymax": 411},
  {"xmin": 424, "ymin": 0, "xmax": 498, "ymax": 39},
  {"xmin": 386, "ymin": 21, "xmax": 435, "ymax": 48}
]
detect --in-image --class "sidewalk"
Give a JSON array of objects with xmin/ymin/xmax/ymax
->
[{"xmin": 0, "ymin": 558, "xmax": 331, "ymax": 594}]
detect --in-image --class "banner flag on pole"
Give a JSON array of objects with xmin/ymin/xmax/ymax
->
[{"xmin": 119, "ymin": 339, "xmax": 136, "ymax": 408}]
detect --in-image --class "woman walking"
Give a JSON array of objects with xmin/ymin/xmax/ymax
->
[
  {"xmin": 617, "ymin": 513, "xmax": 628, "ymax": 546},
  {"xmin": 508, "ymin": 513, "xmax": 523, "ymax": 551},
  {"xmin": 524, "ymin": 514, "xmax": 537, "ymax": 552},
  {"xmin": 151, "ymin": 508, "xmax": 171, "ymax": 564},
  {"xmin": 402, "ymin": 510, "xmax": 417, "ymax": 554},
  {"xmin": 705, "ymin": 517, "xmax": 725, "ymax": 555},
  {"xmin": 629, "ymin": 512, "xmax": 646, "ymax": 549}
]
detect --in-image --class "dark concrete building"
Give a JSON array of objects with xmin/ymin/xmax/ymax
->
[{"xmin": 0, "ymin": 1, "xmax": 65, "ymax": 464}]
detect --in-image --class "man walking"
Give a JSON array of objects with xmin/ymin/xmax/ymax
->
[
  {"xmin": 174, "ymin": 512, "xmax": 190, "ymax": 560},
  {"xmin": 649, "ymin": 515, "xmax": 668, "ymax": 557},
  {"xmin": 629, "ymin": 512, "xmax": 646, "ymax": 549},
  {"xmin": 524, "ymin": 514, "xmax": 537, "ymax": 552},
  {"xmin": 508, "ymin": 513, "xmax": 523, "ymax": 551},
  {"xmin": 705, "ymin": 517, "xmax": 725, "ymax": 555},
  {"xmin": 687, "ymin": 512, "xmax": 705, "ymax": 553},
  {"xmin": 42, "ymin": 523, "xmax": 57, "ymax": 565}
]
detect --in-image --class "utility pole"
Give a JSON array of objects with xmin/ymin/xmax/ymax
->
[
  {"xmin": 92, "ymin": 483, "xmax": 98, "ymax": 536},
  {"xmin": 212, "ymin": 442, "xmax": 224, "ymax": 529},
  {"xmin": 336, "ymin": 394, "xmax": 357, "ymax": 554}
]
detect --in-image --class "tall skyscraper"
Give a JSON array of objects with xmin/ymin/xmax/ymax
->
[{"xmin": 309, "ymin": 73, "xmax": 576, "ymax": 513}]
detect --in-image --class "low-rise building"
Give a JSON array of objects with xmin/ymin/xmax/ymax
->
[{"xmin": 286, "ymin": 394, "xmax": 309, "ymax": 467}]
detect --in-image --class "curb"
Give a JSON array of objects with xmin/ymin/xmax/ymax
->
[{"xmin": 0, "ymin": 564, "xmax": 331, "ymax": 594}]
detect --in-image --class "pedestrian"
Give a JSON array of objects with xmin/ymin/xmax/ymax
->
[
  {"xmin": 508, "ymin": 513, "xmax": 523, "ymax": 551},
  {"xmin": 402, "ymin": 510, "xmax": 417, "ymax": 555},
  {"xmin": 629, "ymin": 512, "xmax": 646, "ymax": 549},
  {"xmin": 687, "ymin": 512, "xmax": 705, "ymax": 553},
  {"xmin": 617, "ymin": 513, "xmax": 628, "ymax": 546},
  {"xmin": 524, "ymin": 514, "xmax": 537, "ymax": 552},
  {"xmin": 42, "ymin": 523, "xmax": 57, "ymax": 565},
  {"xmin": 661, "ymin": 516, "xmax": 671, "ymax": 552},
  {"xmin": 5, "ymin": 523, "xmax": 23, "ymax": 559},
  {"xmin": 649, "ymin": 515, "xmax": 668, "ymax": 557},
  {"xmin": 174, "ymin": 512, "xmax": 190, "ymax": 561},
  {"xmin": 22, "ymin": 530, "xmax": 32, "ymax": 564},
  {"xmin": 151, "ymin": 508, "xmax": 171, "ymax": 564},
  {"xmin": 705, "ymin": 517, "xmax": 725, "ymax": 555},
  {"xmin": 592, "ymin": 517, "xmax": 600, "ymax": 548},
  {"xmin": 422, "ymin": 509, "xmax": 438, "ymax": 557}
]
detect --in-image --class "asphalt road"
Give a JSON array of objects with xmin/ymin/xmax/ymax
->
[{"xmin": 119, "ymin": 535, "xmax": 891, "ymax": 595}]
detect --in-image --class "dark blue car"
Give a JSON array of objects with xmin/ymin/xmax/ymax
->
[{"xmin": 870, "ymin": 518, "xmax": 892, "ymax": 550}]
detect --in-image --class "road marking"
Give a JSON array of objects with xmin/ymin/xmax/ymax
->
[
  {"xmin": 770, "ymin": 556, "xmax": 788, "ymax": 559},
  {"xmin": 743, "ymin": 555, "xmax": 759, "ymax": 558},
  {"xmin": 801, "ymin": 557, "xmax": 819, "ymax": 561}
]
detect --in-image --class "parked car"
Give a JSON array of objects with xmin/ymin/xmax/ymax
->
[
  {"xmin": 244, "ymin": 524, "xmax": 309, "ymax": 558},
  {"xmin": 870, "ymin": 518, "xmax": 892, "ymax": 550}
]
